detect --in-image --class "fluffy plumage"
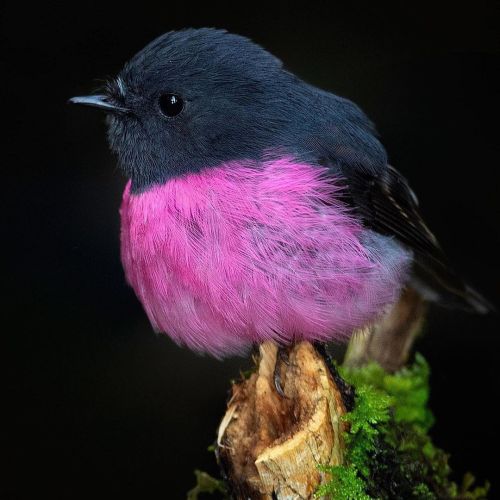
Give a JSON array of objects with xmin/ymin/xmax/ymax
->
[
  {"xmin": 71, "ymin": 28, "xmax": 491, "ymax": 356},
  {"xmin": 121, "ymin": 158, "xmax": 411, "ymax": 356}
]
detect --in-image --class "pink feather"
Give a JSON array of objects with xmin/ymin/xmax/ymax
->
[{"xmin": 120, "ymin": 158, "xmax": 410, "ymax": 357}]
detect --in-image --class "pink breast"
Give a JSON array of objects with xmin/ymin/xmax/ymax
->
[{"xmin": 120, "ymin": 158, "xmax": 410, "ymax": 357}]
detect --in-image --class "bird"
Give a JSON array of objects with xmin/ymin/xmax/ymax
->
[{"xmin": 70, "ymin": 28, "xmax": 491, "ymax": 363}]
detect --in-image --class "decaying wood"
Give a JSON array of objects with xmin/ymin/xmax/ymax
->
[
  {"xmin": 215, "ymin": 289, "xmax": 426, "ymax": 497},
  {"xmin": 217, "ymin": 341, "xmax": 347, "ymax": 499},
  {"xmin": 344, "ymin": 287, "xmax": 427, "ymax": 372}
]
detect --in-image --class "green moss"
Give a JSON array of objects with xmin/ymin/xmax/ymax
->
[
  {"xmin": 314, "ymin": 383, "xmax": 392, "ymax": 499},
  {"xmin": 187, "ymin": 470, "xmax": 228, "ymax": 500},
  {"xmin": 341, "ymin": 385, "xmax": 392, "ymax": 478},
  {"xmin": 191, "ymin": 354, "xmax": 489, "ymax": 498},
  {"xmin": 316, "ymin": 354, "xmax": 489, "ymax": 499},
  {"xmin": 342, "ymin": 354, "xmax": 434, "ymax": 432},
  {"xmin": 460, "ymin": 473, "xmax": 491, "ymax": 499},
  {"xmin": 316, "ymin": 464, "xmax": 370, "ymax": 500}
]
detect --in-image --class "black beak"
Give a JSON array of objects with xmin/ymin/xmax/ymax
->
[{"xmin": 68, "ymin": 94, "xmax": 130, "ymax": 114}]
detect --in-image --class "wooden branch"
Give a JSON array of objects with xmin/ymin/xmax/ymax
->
[
  {"xmin": 344, "ymin": 288, "xmax": 426, "ymax": 372},
  {"xmin": 217, "ymin": 342, "xmax": 347, "ymax": 499}
]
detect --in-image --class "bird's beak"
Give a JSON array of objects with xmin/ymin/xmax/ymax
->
[{"xmin": 68, "ymin": 94, "xmax": 130, "ymax": 114}]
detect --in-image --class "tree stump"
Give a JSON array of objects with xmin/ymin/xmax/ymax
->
[
  {"xmin": 217, "ymin": 341, "xmax": 347, "ymax": 499},
  {"xmin": 209, "ymin": 290, "xmax": 478, "ymax": 499}
]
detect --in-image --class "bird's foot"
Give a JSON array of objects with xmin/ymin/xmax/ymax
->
[
  {"xmin": 314, "ymin": 342, "xmax": 355, "ymax": 411},
  {"xmin": 273, "ymin": 346, "xmax": 290, "ymax": 398}
]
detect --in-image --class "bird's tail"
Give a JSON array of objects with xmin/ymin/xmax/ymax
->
[{"xmin": 410, "ymin": 258, "xmax": 495, "ymax": 315}]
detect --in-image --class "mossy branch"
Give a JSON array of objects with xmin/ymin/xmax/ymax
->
[
  {"xmin": 190, "ymin": 352, "xmax": 489, "ymax": 499},
  {"xmin": 189, "ymin": 289, "xmax": 489, "ymax": 498},
  {"xmin": 316, "ymin": 355, "xmax": 489, "ymax": 499}
]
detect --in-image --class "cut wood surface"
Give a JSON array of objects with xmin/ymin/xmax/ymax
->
[{"xmin": 217, "ymin": 342, "xmax": 347, "ymax": 499}]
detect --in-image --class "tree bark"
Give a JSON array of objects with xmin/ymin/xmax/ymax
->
[
  {"xmin": 215, "ymin": 290, "xmax": 426, "ymax": 498},
  {"xmin": 217, "ymin": 342, "xmax": 347, "ymax": 499}
]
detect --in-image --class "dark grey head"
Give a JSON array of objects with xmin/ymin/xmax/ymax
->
[{"xmin": 71, "ymin": 28, "xmax": 386, "ymax": 192}]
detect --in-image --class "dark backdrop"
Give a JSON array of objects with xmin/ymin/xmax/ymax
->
[{"xmin": 3, "ymin": 2, "xmax": 499, "ymax": 498}]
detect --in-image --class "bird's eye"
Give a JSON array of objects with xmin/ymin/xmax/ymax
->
[{"xmin": 158, "ymin": 93, "xmax": 184, "ymax": 117}]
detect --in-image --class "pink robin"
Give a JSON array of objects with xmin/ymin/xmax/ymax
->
[{"xmin": 70, "ymin": 29, "xmax": 491, "ymax": 373}]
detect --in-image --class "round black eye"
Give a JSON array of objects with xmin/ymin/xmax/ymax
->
[{"xmin": 158, "ymin": 93, "xmax": 184, "ymax": 117}]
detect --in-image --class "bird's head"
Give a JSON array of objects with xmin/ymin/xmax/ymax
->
[{"xmin": 70, "ymin": 28, "xmax": 303, "ymax": 192}]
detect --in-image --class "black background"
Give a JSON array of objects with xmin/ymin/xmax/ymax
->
[{"xmin": 3, "ymin": 2, "xmax": 499, "ymax": 498}]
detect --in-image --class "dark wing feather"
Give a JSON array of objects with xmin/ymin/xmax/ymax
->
[{"xmin": 333, "ymin": 161, "xmax": 491, "ymax": 313}]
